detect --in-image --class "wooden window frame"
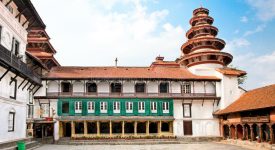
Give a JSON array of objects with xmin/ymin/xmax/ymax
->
[
  {"xmin": 183, "ymin": 103, "xmax": 192, "ymax": 118},
  {"xmin": 125, "ymin": 102, "xmax": 133, "ymax": 113},
  {"xmin": 182, "ymin": 82, "xmax": 191, "ymax": 94},
  {"xmin": 138, "ymin": 101, "xmax": 145, "ymax": 113},
  {"xmin": 74, "ymin": 101, "xmax": 82, "ymax": 113},
  {"xmin": 135, "ymin": 82, "xmax": 145, "ymax": 93},
  {"xmin": 40, "ymin": 103, "xmax": 50, "ymax": 118},
  {"xmin": 100, "ymin": 101, "xmax": 107, "ymax": 113},
  {"xmin": 86, "ymin": 82, "xmax": 97, "ymax": 93},
  {"xmin": 87, "ymin": 101, "xmax": 95, "ymax": 113},
  {"xmin": 61, "ymin": 82, "xmax": 72, "ymax": 93},
  {"xmin": 113, "ymin": 101, "xmax": 120, "ymax": 113},
  {"xmin": 110, "ymin": 82, "xmax": 122, "ymax": 93},
  {"xmin": 150, "ymin": 101, "xmax": 157, "ymax": 113},
  {"xmin": 162, "ymin": 102, "xmax": 169, "ymax": 113},
  {"xmin": 8, "ymin": 112, "xmax": 15, "ymax": 132},
  {"xmin": 9, "ymin": 77, "xmax": 17, "ymax": 100},
  {"xmin": 0, "ymin": 25, "xmax": 2, "ymax": 43},
  {"xmin": 159, "ymin": 82, "xmax": 169, "ymax": 93},
  {"xmin": 62, "ymin": 101, "xmax": 69, "ymax": 114}
]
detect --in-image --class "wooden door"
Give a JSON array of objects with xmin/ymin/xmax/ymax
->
[{"xmin": 183, "ymin": 121, "xmax": 192, "ymax": 135}]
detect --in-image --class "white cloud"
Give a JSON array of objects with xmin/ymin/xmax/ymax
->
[
  {"xmin": 243, "ymin": 24, "xmax": 266, "ymax": 37},
  {"xmin": 31, "ymin": 0, "xmax": 185, "ymax": 66},
  {"xmin": 246, "ymin": 0, "xmax": 275, "ymax": 21},
  {"xmin": 223, "ymin": 38, "xmax": 250, "ymax": 53},
  {"xmin": 233, "ymin": 51, "xmax": 275, "ymax": 90},
  {"xmin": 240, "ymin": 16, "xmax": 248, "ymax": 23}
]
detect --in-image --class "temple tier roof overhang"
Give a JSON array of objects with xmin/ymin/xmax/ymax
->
[
  {"xmin": 42, "ymin": 66, "xmax": 221, "ymax": 81},
  {"xmin": 214, "ymin": 84, "xmax": 275, "ymax": 115},
  {"xmin": 181, "ymin": 37, "xmax": 226, "ymax": 54},
  {"xmin": 193, "ymin": 7, "xmax": 209, "ymax": 16},
  {"xmin": 190, "ymin": 16, "xmax": 214, "ymax": 26},
  {"xmin": 177, "ymin": 51, "xmax": 233, "ymax": 67},
  {"xmin": 186, "ymin": 25, "xmax": 218, "ymax": 39}
]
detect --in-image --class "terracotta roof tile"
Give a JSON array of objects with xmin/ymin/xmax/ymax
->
[
  {"xmin": 215, "ymin": 84, "xmax": 275, "ymax": 115},
  {"xmin": 216, "ymin": 67, "xmax": 246, "ymax": 77},
  {"xmin": 44, "ymin": 65, "xmax": 219, "ymax": 80}
]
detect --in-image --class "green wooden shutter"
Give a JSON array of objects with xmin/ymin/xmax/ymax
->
[
  {"xmin": 158, "ymin": 101, "xmax": 163, "ymax": 116},
  {"xmin": 82, "ymin": 100, "xmax": 87, "ymax": 116},
  {"xmin": 145, "ymin": 100, "xmax": 150, "ymax": 116},
  {"xmin": 95, "ymin": 101, "xmax": 100, "ymax": 116},
  {"xmin": 57, "ymin": 100, "xmax": 62, "ymax": 116},
  {"xmin": 108, "ymin": 100, "xmax": 113, "ymax": 116},
  {"xmin": 133, "ymin": 101, "xmax": 138, "ymax": 116},
  {"xmin": 121, "ymin": 100, "xmax": 125, "ymax": 116},
  {"xmin": 69, "ymin": 100, "xmax": 75, "ymax": 116},
  {"xmin": 169, "ymin": 100, "xmax": 174, "ymax": 116}
]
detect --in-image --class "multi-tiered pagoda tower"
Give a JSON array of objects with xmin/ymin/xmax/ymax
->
[{"xmin": 177, "ymin": 7, "xmax": 232, "ymax": 69}]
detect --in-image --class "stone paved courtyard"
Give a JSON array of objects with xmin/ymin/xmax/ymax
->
[{"xmin": 35, "ymin": 143, "xmax": 249, "ymax": 150}]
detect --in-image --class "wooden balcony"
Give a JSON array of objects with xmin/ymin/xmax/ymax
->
[
  {"xmin": 0, "ymin": 44, "xmax": 41, "ymax": 84},
  {"xmin": 241, "ymin": 116, "xmax": 270, "ymax": 123},
  {"xmin": 45, "ymin": 92, "xmax": 218, "ymax": 99}
]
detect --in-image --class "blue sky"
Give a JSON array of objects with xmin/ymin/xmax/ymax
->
[{"xmin": 32, "ymin": 0, "xmax": 275, "ymax": 90}]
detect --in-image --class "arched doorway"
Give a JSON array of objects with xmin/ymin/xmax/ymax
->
[
  {"xmin": 137, "ymin": 122, "xmax": 146, "ymax": 134},
  {"xmin": 149, "ymin": 122, "xmax": 158, "ymax": 133},
  {"xmin": 262, "ymin": 124, "xmax": 270, "ymax": 142},
  {"xmin": 244, "ymin": 124, "xmax": 251, "ymax": 140},
  {"xmin": 64, "ymin": 122, "xmax": 71, "ymax": 137},
  {"xmin": 252, "ymin": 124, "xmax": 259, "ymax": 141},
  {"xmin": 223, "ymin": 125, "xmax": 230, "ymax": 139},
  {"xmin": 272, "ymin": 124, "xmax": 275, "ymax": 144},
  {"xmin": 125, "ymin": 122, "xmax": 134, "ymax": 134},
  {"xmin": 230, "ymin": 125, "xmax": 236, "ymax": 139},
  {"xmin": 236, "ymin": 124, "xmax": 243, "ymax": 139}
]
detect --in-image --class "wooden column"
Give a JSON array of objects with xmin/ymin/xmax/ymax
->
[
  {"xmin": 84, "ymin": 121, "xmax": 88, "ymax": 137},
  {"xmin": 59, "ymin": 122, "xmax": 63, "ymax": 138},
  {"xmin": 270, "ymin": 125, "xmax": 274, "ymax": 144},
  {"xmin": 259, "ymin": 124, "xmax": 263, "ymax": 142},
  {"xmin": 242, "ymin": 125, "xmax": 245, "ymax": 140},
  {"xmin": 158, "ymin": 121, "xmax": 161, "ymax": 136},
  {"xmin": 110, "ymin": 121, "xmax": 112, "ymax": 137},
  {"xmin": 169, "ymin": 122, "xmax": 173, "ymax": 133},
  {"xmin": 250, "ymin": 124, "xmax": 254, "ymax": 141},
  {"xmin": 134, "ymin": 121, "xmax": 137, "ymax": 136},
  {"xmin": 122, "ymin": 121, "xmax": 125, "ymax": 137},
  {"xmin": 228, "ymin": 127, "xmax": 231, "ymax": 139},
  {"xmin": 97, "ymin": 121, "xmax": 100, "ymax": 136},
  {"xmin": 146, "ymin": 121, "xmax": 149, "ymax": 136},
  {"xmin": 71, "ymin": 121, "xmax": 75, "ymax": 137},
  {"xmin": 235, "ymin": 125, "xmax": 238, "ymax": 139}
]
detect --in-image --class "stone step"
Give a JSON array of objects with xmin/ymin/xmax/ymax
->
[
  {"xmin": 1, "ymin": 141, "xmax": 41, "ymax": 150},
  {"xmin": 56, "ymin": 137, "xmax": 222, "ymax": 145}
]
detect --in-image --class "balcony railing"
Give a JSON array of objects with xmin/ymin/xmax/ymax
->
[
  {"xmin": 0, "ymin": 44, "xmax": 41, "ymax": 84},
  {"xmin": 46, "ymin": 92, "xmax": 217, "ymax": 98},
  {"xmin": 241, "ymin": 116, "xmax": 270, "ymax": 123}
]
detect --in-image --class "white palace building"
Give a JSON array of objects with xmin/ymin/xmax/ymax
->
[{"xmin": 0, "ymin": 0, "xmax": 248, "ymax": 144}]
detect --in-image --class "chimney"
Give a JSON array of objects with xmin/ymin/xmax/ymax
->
[{"xmin": 155, "ymin": 56, "xmax": 164, "ymax": 62}]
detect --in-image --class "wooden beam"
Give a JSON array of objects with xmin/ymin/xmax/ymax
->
[
  {"xmin": 33, "ymin": 86, "xmax": 41, "ymax": 95},
  {"xmin": 15, "ymin": 8, "xmax": 27, "ymax": 18},
  {"xmin": 5, "ymin": 0, "xmax": 12, "ymax": 6},
  {"xmin": 27, "ymin": 82, "xmax": 33, "ymax": 91},
  {"xmin": 22, "ymin": 81, "xmax": 30, "ymax": 91},
  {"xmin": 0, "ymin": 68, "xmax": 10, "ymax": 81},
  {"xmin": 18, "ymin": 78, "xmax": 26, "ymax": 89},
  {"xmin": 9, "ymin": 74, "xmax": 18, "ymax": 85}
]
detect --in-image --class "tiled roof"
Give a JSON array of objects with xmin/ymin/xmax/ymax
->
[
  {"xmin": 216, "ymin": 67, "xmax": 246, "ymax": 77},
  {"xmin": 44, "ymin": 66, "xmax": 220, "ymax": 80},
  {"xmin": 215, "ymin": 84, "xmax": 275, "ymax": 115}
]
